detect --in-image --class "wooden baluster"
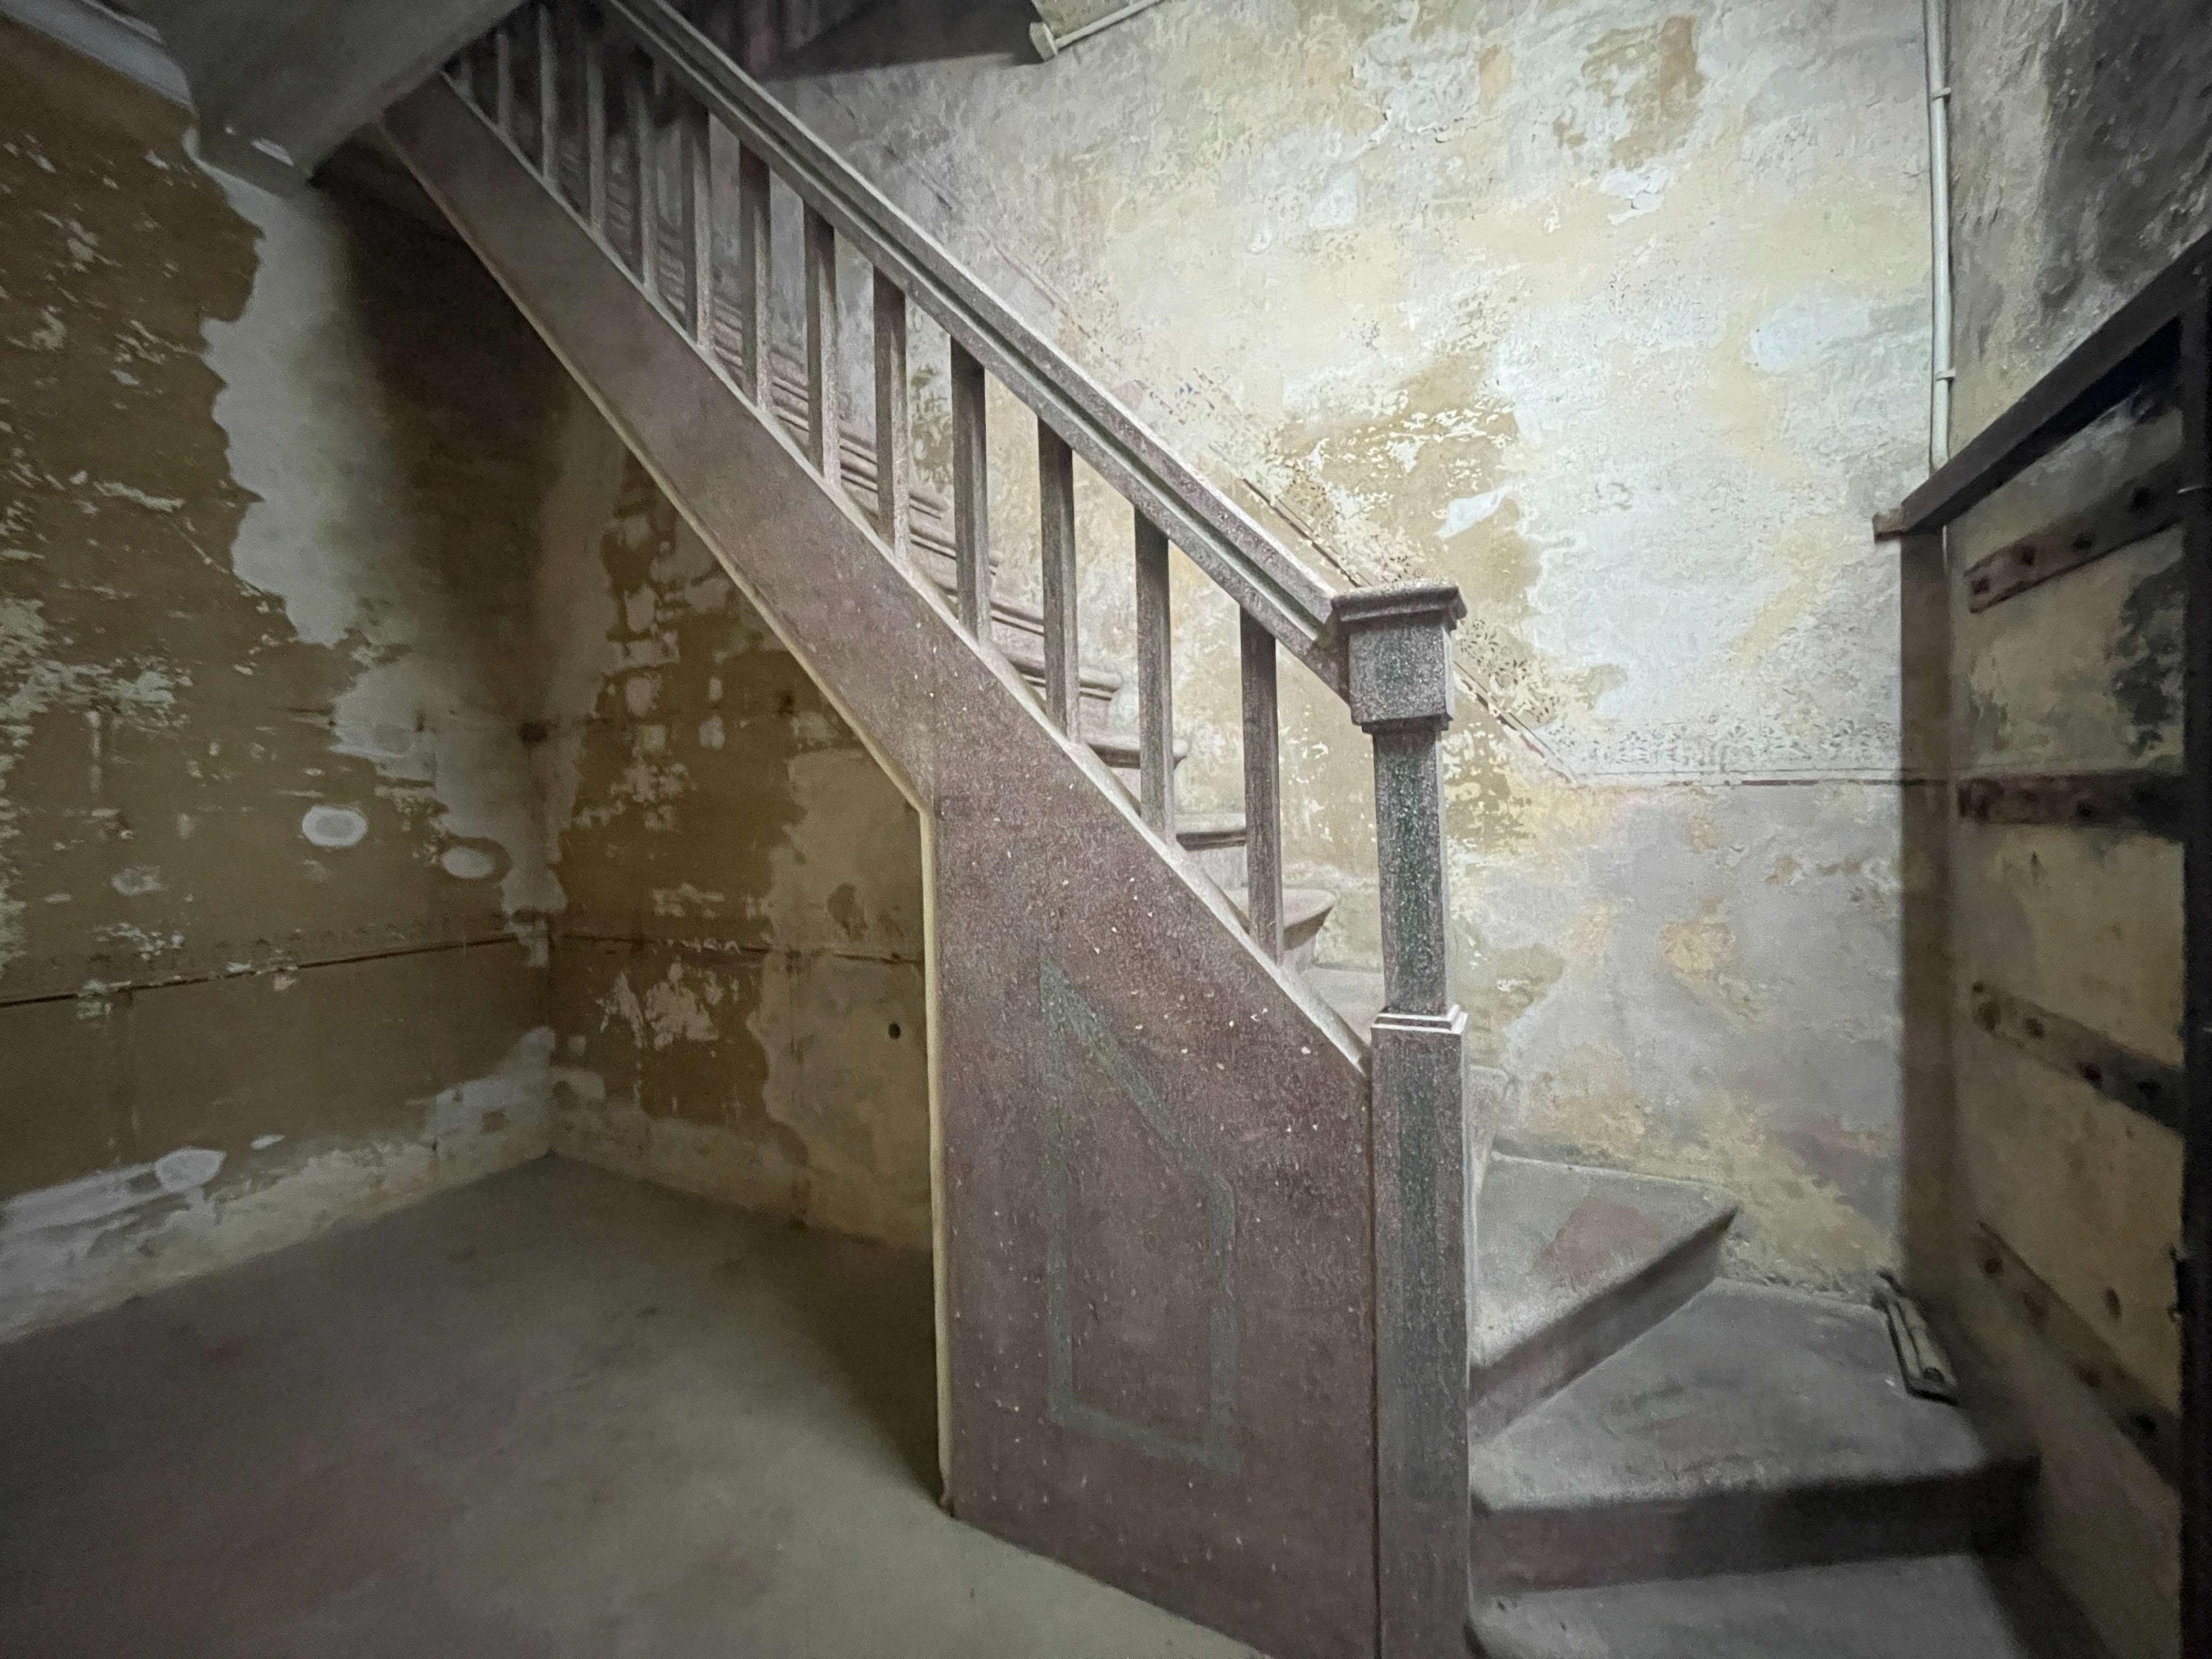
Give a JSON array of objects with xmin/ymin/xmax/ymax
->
[
  {"xmin": 494, "ymin": 19, "xmax": 516, "ymax": 137},
  {"xmin": 1240, "ymin": 612, "xmax": 1282, "ymax": 957},
  {"xmin": 682, "ymin": 97, "xmax": 713, "ymax": 349},
  {"xmin": 951, "ymin": 341, "xmax": 990, "ymax": 633},
  {"xmin": 1038, "ymin": 423, "xmax": 1079, "ymax": 733},
  {"xmin": 625, "ymin": 53, "xmax": 658, "ymax": 295},
  {"xmin": 536, "ymin": 4, "xmax": 559, "ymax": 182},
  {"xmin": 805, "ymin": 205, "xmax": 841, "ymax": 488},
  {"xmin": 873, "ymin": 271, "xmax": 912, "ymax": 562},
  {"xmin": 1135, "ymin": 514, "xmax": 1174, "ymax": 836},
  {"xmin": 583, "ymin": 18, "xmax": 607, "ymax": 238},
  {"xmin": 736, "ymin": 148, "xmax": 770, "ymax": 398}
]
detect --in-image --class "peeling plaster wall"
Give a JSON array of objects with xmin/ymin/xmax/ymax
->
[
  {"xmin": 540, "ymin": 460, "xmax": 932, "ymax": 1252},
  {"xmin": 0, "ymin": 22, "xmax": 597, "ymax": 1338},
  {"xmin": 1, "ymin": 18, "xmax": 933, "ymax": 1336},
  {"xmin": 775, "ymin": 0, "xmax": 1932, "ymax": 1287},
  {"xmin": 1935, "ymin": 3, "xmax": 2210, "ymax": 1655}
]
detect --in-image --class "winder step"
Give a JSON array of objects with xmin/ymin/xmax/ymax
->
[{"xmin": 1467, "ymin": 1281, "xmax": 2035, "ymax": 1592}]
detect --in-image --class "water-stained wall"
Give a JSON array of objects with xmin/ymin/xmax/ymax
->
[
  {"xmin": 538, "ymin": 460, "xmax": 932, "ymax": 1252},
  {"xmin": 0, "ymin": 20, "xmax": 593, "ymax": 1336},
  {"xmin": 0, "ymin": 19, "xmax": 930, "ymax": 1337},
  {"xmin": 1936, "ymin": 3, "xmax": 2209, "ymax": 1655},
  {"xmin": 774, "ymin": 0, "xmax": 1934, "ymax": 1288}
]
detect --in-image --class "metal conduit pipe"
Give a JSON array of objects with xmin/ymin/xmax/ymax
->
[{"xmin": 1924, "ymin": 0, "xmax": 1955, "ymax": 471}]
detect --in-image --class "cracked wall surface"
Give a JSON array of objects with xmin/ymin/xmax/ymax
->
[
  {"xmin": 0, "ymin": 19, "xmax": 931, "ymax": 1335},
  {"xmin": 1937, "ymin": 3, "xmax": 2210, "ymax": 1655},
  {"xmin": 773, "ymin": 0, "xmax": 1933, "ymax": 1289}
]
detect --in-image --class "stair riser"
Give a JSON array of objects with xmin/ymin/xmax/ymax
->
[
  {"xmin": 1468, "ymin": 1222, "xmax": 1728, "ymax": 1442},
  {"xmin": 1185, "ymin": 840, "xmax": 1246, "ymax": 889},
  {"xmin": 1468, "ymin": 1465, "xmax": 2035, "ymax": 1593},
  {"xmin": 1010, "ymin": 660, "xmax": 1118, "ymax": 728},
  {"xmin": 1103, "ymin": 757, "xmax": 1187, "ymax": 802}
]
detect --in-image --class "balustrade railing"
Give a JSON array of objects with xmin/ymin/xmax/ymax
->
[
  {"xmin": 446, "ymin": 0, "xmax": 1471, "ymax": 987},
  {"xmin": 440, "ymin": 5, "xmax": 1471, "ymax": 1641}
]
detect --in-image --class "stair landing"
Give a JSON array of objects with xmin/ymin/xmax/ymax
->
[{"xmin": 1468, "ymin": 1281, "xmax": 2036, "ymax": 1592}]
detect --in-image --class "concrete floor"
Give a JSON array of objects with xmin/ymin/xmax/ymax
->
[{"xmin": 0, "ymin": 1158, "xmax": 1255, "ymax": 1657}]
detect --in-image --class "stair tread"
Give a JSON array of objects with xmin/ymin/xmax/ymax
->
[
  {"xmin": 1471, "ymin": 1282, "xmax": 2030, "ymax": 1514},
  {"xmin": 1473, "ymin": 1157, "xmax": 1738, "ymax": 1371},
  {"xmin": 1468, "ymin": 1554, "xmax": 2106, "ymax": 1659},
  {"xmin": 1086, "ymin": 726, "xmax": 1191, "ymax": 765}
]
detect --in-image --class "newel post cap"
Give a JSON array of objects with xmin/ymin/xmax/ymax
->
[{"xmin": 1332, "ymin": 581, "xmax": 1466, "ymax": 733}]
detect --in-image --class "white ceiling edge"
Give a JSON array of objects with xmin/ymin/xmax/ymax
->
[{"xmin": 3, "ymin": 0, "xmax": 189, "ymax": 105}]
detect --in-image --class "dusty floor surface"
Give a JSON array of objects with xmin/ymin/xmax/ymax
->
[{"xmin": 0, "ymin": 1158, "xmax": 1255, "ymax": 1657}]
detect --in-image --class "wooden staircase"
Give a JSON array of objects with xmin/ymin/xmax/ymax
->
[
  {"xmin": 372, "ymin": 6, "xmax": 2101, "ymax": 1656},
  {"xmin": 386, "ymin": 7, "xmax": 1474, "ymax": 1654}
]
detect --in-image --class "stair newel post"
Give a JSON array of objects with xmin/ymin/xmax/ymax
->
[
  {"xmin": 1337, "ymin": 581, "xmax": 1470, "ymax": 1659},
  {"xmin": 681, "ymin": 97, "xmax": 713, "ymax": 352},
  {"xmin": 951, "ymin": 341, "xmax": 991, "ymax": 634},
  {"xmin": 1135, "ymin": 515, "xmax": 1175, "ymax": 837},
  {"xmin": 804, "ymin": 205, "xmax": 841, "ymax": 490},
  {"xmin": 1038, "ymin": 424, "xmax": 1080, "ymax": 733},
  {"xmin": 735, "ymin": 145, "xmax": 769, "ymax": 400},
  {"xmin": 872, "ymin": 272, "xmax": 912, "ymax": 565},
  {"xmin": 1240, "ymin": 612, "xmax": 1284, "ymax": 960}
]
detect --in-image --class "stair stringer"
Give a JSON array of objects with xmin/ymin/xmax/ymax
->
[{"xmin": 385, "ymin": 76, "xmax": 1392, "ymax": 1659}]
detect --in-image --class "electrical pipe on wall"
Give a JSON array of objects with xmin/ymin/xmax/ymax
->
[{"xmin": 1923, "ymin": 0, "xmax": 1955, "ymax": 470}]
